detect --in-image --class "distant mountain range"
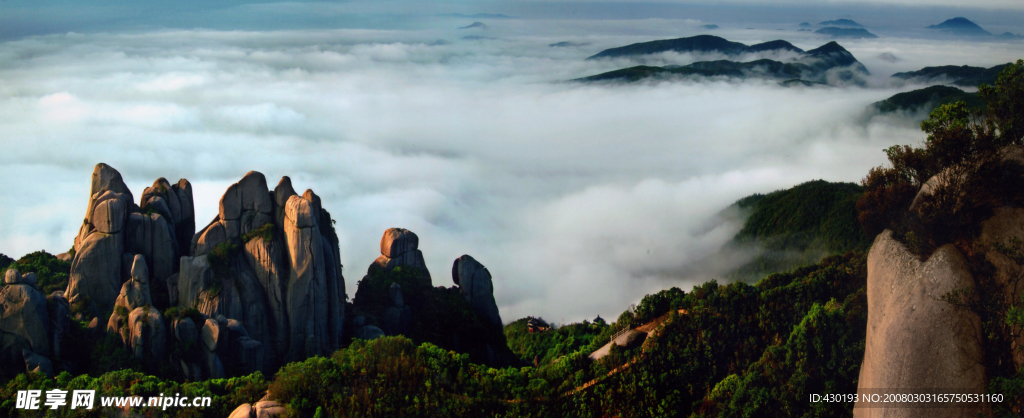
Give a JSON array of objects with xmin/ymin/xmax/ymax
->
[
  {"xmin": 926, "ymin": 17, "xmax": 1024, "ymax": 39},
  {"xmin": 819, "ymin": 19, "xmax": 863, "ymax": 27},
  {"xmin": 892, "ymin": 63, "xmax": 1011, "ymax": 87},
  {"xmin": 459, "ymin": 22, "xmax": 488, "ymax": 30},
  {"xmin": 815, "ymin": 27, "xmax": 878, "ymax": 39},
  {"xmin": 578, "ymin": 37, "xmax": 869, "ymax": 85},
  {"xmin": 586, "ymin": 35, "xmax": 803, "ymax": 60}
]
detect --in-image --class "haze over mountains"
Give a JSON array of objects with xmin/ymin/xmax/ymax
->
[{"xmin": 0, "ymin": 3, "xmax": 1022, "ymax": 323}]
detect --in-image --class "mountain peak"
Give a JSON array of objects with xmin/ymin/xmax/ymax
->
[
  {"xmin": 926, "ymin": 17, "xmax": 992, "ymax": 36},
  {"xmin": 808, "ymin": 41, "xmax": 849, "ymax": 55}
]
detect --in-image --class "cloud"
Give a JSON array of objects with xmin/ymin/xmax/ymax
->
[{"xmin": 0, "ymin": 22, "xmax": 1020, "ymax": 323}]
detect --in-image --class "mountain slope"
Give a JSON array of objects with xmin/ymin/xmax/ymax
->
[
  {"xmin": 726, "ymin": 180, "xmax": 869, "ymax": 281},
  {"xmin": 873, "ymin": 85, "xmax": 983, "ymax": 114}
]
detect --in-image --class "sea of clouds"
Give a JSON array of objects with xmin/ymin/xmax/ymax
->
[{"xmin": 0, "ymin": 17, "xmax": 1022, "ymax": 323}]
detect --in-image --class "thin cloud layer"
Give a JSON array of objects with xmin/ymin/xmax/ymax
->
[{"xmin": 0, "ymin": 22, "xmax": 1020, "ymax": 323}]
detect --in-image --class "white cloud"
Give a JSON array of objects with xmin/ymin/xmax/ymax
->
[{"xmin": 0, "ymin": 22, "xmax": 1019, "ymax": 323}]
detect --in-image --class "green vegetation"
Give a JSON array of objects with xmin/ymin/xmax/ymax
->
[
  {"xmin": 205, "ymin": 241, "xmax": 239, "ymax": 298},
  {"xmin": 873, "ymin": 85, "xmax": 983, "ymax": 114},
  {"xmin": 266, "ymin": 252, "xmax": 870, "ymax": 417},
  {"xmin": 0, "ymin": 251, "xmax": 71, "ymax": 294},
  {"xmin": 241, "ymin": 222, "xmax": 274, "ymax": 244},
  {"xmin": 857, "ymin": 60, "xmax": 1024, "ymax": 256},
  {"xmin": 727, "ymin": 180, "xmax": 870, "ymax": 281},
  {"xmin": 504, "ymin": 317, "xmax": 609, "ymax": 366}
]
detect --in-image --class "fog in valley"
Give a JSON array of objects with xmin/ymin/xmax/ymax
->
[{"xmin": 1, "ymin": 1, "xmax": 1022, "ymax": 323}]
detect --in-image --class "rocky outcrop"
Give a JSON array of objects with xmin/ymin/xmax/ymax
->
[
  {"xmin": 452, "ymin": 255, "xmax": 502, "ymax": 327},
  {"xmin": 371, "ymin": 228, "xmax": 430, "ymax": 278},
  {"xmin": 177, "ymin": 171, "xmax": 345, "ymax": 372},
  {"xmin": 66, "ymin": 164, "xmax": 194, "ymax": 313},
  {"xmin": 114, "ymin": 254, "xmax": 153, "ymax": 312},
  {"xmin": 854, "ymin": 231, "xmax": 989, "ymax": 417},
  {"xmin": 0, "ymin": 270, "xmax": 51, "ymax": 379}
]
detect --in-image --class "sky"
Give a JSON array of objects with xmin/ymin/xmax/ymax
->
[{"xmin": 1, "ymin": 0, "xmax": 1022, "ymax": 324}]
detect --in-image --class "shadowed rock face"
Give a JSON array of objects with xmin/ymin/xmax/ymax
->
[
  {"xmin": 0, "ymin": 273, "xmax": 51, "ymax": 379},
  {"xmin": 452, "ymin": 255, "xmax": 502, "ymax": 328}
]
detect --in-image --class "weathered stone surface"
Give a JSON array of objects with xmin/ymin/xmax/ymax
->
[
  {"xmin": 5, "ymin": 269, "xmax": 19, "ymax": 284},
  {"xmin": 978, "ymin": 206, "xmax": 1024, "ymax": 369},
  {"xmin": 228, "ymin": 403, "xmax": 252, "ymax": 418},
  {"xmin": 127, "ymin": 307, "xmax": 166, "ymax": 363},
  {"xmin": 853, "ymin": 230, "xmax": 989, "ymax": 418},
  {"xmin": 166, "ymin": 273, "xmax": 179, "ymax": 307},
  {"xmin": 175, "ymin": 317, "xmax": 197, "ymax": 343},
  {"xmin": 90, "ymin": 192, "xmax": 128, "ymax": 234},
  {"xmin": 381, "ymin": 228, "xmax": 418, "ymax": 258},
  {"xmin": 20, "ymin": 273, "xmax": 38, "ymax": 287},
  {"xmin": 172, "ymin": 179, "xmax": 196, "ymax": 257},
  {"xmin": 22, "ymin": 349, "xmax": 53, "ymax": 377},
  {"xmin": 124, "ymin": 212, "xmax": 177, "ymax": 290},
  {"xmin": 56, "ymin": 252, "xmax": 72, "ymax": 262},
  {"xmin": 226, "ymin": 257, "xmax": 272, "ymax": 372},
  {"xmin": 220, "ymin": 172, "xmax": 275, "ymax": 238},
  {"xmin": 0, "ymin": 283, "xmax": 51, "ymax": 378},
  {"xmin": 370, "ymin": 251, "xmax": 430, "ymax": 277},
  {"xmin": 283, "ymin": 194, "xmax": 329, "ymax": 361},
  {"xmin": 66, "ymin": 231, "xmax": 124, "ymax": 312},
  {"xmin": 244, "ymin": 236, "xmax": 287, "ymax": 358},
  {"xmin": 253, "ymin": 400, "xmax": 287, "ymax": 418},
  {"xmin": 193, "ymin": 219, "xmax": 228, "ymax": 256},
  {"xmin": 178, "ymin": 256, "xmax": 213, "ymax": 309},
  {"xmin": 201, "ymin": 318, "xmax": 221, "ymax": 352},
  {"xmin": 452, "ymin": 255, "xmax": 502, "ymax": 327},
  {"xmin": 90, "ymin": 163, "xmax": 133, "ymax": 205},
  {"xmin": 321, "ymin": 234, "xmax": 344, "ymax": 351},
  {"xmin": 46, "ymin": 292, "xmax": 70, "ymax": 361},
  {"xmin": 202, "ymin": 344, "xmax": 225, "ymax": 380}
]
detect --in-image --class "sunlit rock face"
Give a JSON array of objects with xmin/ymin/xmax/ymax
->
[{"xmin": 180, "ymin": 171, "xmax": 345, "ymax": 372}]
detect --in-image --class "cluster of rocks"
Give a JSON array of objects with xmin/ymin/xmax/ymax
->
[
  {"xmin": 0, "ymin": 269, "xmax": 69, "ymax": 379},
  {"xmin": 0, "ymin": 163, "xmax": 347, "ymax": 379},
  {"xmin": 181, "ymin": 171, "xmax": 346, "ymax": 373}
]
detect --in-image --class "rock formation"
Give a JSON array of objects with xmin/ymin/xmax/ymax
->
[
  {"xmin": 452, "ymin": 255, "xmax": 502, "ymax": 327},
  {"xmin": 854, "ymin": 147, "xmax": 1024, "ymax": 417},
  {"xmin": 854, "ymin": 231, "xmax": 988, "ymax": 417},
  {"xmin": 371, "ymin": 228, "xmax": 430, "ymax": 277},
  {"xmin": 0, "ymin": 269, "xmax": 54, "ymax": 379},
  {"xmin": 66, "ymin": 163, "xmax": 194, "ymax": 314},
  {"xmin": 178, "ymin": 171, "xmax": 345, "ymax": 371}
]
